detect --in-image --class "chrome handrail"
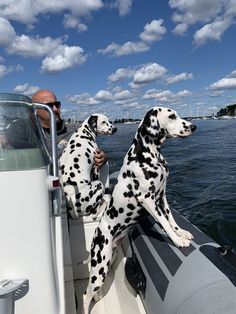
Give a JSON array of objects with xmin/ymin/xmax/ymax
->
[{"xmin": 33, "ymin": 102, "xmax": 60, "ymax": 216}]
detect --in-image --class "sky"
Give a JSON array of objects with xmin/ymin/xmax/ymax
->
[{"xmin": 0, "ymin": 0, "xmax": 236, "ymax": 121}]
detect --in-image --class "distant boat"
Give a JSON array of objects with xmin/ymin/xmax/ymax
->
[
  {"xmin": 124, "ymin": 121, "xmax": 140, "ymax": 124},
  {"xmin": 220, "ymin": 115, "xmax": 236, "ymax": 120}
]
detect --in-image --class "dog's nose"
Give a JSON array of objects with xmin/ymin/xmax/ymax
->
[
  {"xmin": 190, "ymin": 124, "xmax": 197, "ymax": 132},
  {"xmin": 112, "ymin": 127, "xmax": 117, "ymax": 134}
]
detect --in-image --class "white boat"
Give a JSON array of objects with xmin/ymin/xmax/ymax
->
[{"xmin": 0, "ymin": 93, "xmax": 236, "ymax": 314}]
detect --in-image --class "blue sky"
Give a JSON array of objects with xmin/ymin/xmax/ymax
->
[{"xmin": 0, "ymin": 0, "xmax": 236, "ymax": 121}]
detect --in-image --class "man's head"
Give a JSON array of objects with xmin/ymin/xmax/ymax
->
[{"xmin": 32, "ymin": 89, "xmax": 62, "ymax": 129}]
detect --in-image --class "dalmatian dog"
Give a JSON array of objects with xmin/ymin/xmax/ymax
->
[
  {"xmin": 83, "ymin": 107, "xmax": 197, "ymax": 313},
  {"xmin": 60, "ymin": 114, "xmax": 117, "ymax": 219}
]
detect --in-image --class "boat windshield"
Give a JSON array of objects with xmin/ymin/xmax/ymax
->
[{"xmin": 0, "ymin": 94, "xmax": 48, "ymax": 171}]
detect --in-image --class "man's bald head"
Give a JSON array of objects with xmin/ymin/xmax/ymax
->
[
  {"xmin": 32, "ymin": 89, "xmax": 61, "ymax": 129},
  {"xmin": 32, "ymin": 89, "xmax": 57, "ymax": 103}
]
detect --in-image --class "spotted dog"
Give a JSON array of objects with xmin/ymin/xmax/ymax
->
[
  {"xmin": 60, "ymin": 114, "xmax": 117, "ymax": 219},
  {"xmin": 83, "ymin": 107, "xmax": 197, "ymax": 313}
]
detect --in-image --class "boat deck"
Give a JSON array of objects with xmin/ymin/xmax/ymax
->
[{"xmin": 74, "ymin": 247, "xmax": 146, "ymax": 314}]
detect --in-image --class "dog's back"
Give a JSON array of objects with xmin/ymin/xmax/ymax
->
[
  {"xmin": 59, "ymin": 114, "xmax": 117, "ymax": 218},
  {"xmin": 60, "ymin": 119, "xmax": 97, "ymax": 182}
]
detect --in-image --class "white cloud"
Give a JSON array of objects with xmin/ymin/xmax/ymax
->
[
  {"xmin": 122, "ymin": 101, "xmax": 140, "ymax": 108},
  {"xmin": 193, "ymin": 16, "xmax": 232, "ymax": 47},
  {"xmin": 98, "ymin": 19, "xmax": 166, "ymax": 58},
  {"xmin": 98, "ymin": 41, "xmax": 149, "ymax": 57},
  {"xmin": 112, "ymin": 0, "xmax": 133, "ymax": 16},
  {"xmin": 208, "ymin": 70, "xmax": 236, "ymax": 91},
  {"xmin": 170, "ymin": 0, "xmax": 223, "ymax": 34},
  {"xmin": 108, "ymin": 67, "xmax": 136, "ymax": 82},
  {"xmin": 143, "ymin": 89, "xmax": 173, "ymax": 100},
  {"xmin": 7, "ymin": 34, "xmax": 63, "ymax": 58},
  {"xmin": 63, "ymin": 14, "xmax": 88, "ymax": 33},
  {"xmin": 0, "ymin": 0, "xmax": 103, "ymax": 24},
  {"xmin": 228, "ymin": 70, "xmax": 236, "ymax": 78},
  {"xmin": 63, "ymin": 14, "xmax": 80, "ymax": 28},
  {"xmin": 209, "ymin": 77, "xmax": 236, "ymax": 90},
  {"xmin": 139, "ymin": 19, "xmax": 166, "ymax": 42},
  {"xmin": 143, "ymin": 88, "xmax": 192, "ymax": 103},
  {"xmin": 0, "ymin": 64, "xmax": 11, "ymax": 78},
  {"xmin": 0, "ymin": 17, "xmax": 88, "ymax": 75},
  {"xmin": 166, "ymin": 72, "xmax": 193, "ymax": 84},
  {"xmin": 67, "ymin": 93, "xmax": 100, "ymax": 105},
  {"xmin": 114, "ymin": 89, "xmax": 135, "ymax": 101},
  {"xmin": 177, "ymin": 89, "xmax": 192, "ymax": 97},
  {"xmin": 0, "ymin": 63, "xmax": 23, "ymax": 79},
  {"xmin": 133, "ymin": 63, "xmax": 168, "ymax": 85},
  {"xmin": 13, "ymin": 83, "xmax": 40, "ymax": 96},
  {"xmin": 170, "ymin": 0, "xmax": 236, "ymax": 46},
  {"xmin": 77, "ymin": 23, "xmax": 88, "ymax": 33},
  {"xmin": 94, "ymin": 90, "xmax": 113, "ymax": 101},
  {"xmin": 0, "ymin": 0, "xmax": 38, "ymax": 24},
  {"xmin": 0, "ymin": 17, "xmax": 16, "ymax": 46},
  {"xmin": 209, "ymin": 90, "xmax": 224, "ymax": 97},
  {"xmin": 41, "ymin": 45, "xmax": 87, "ymax": 74},
  {"xmin": 172, "ymin": 22, "xmax": 188, "ymax": 36}
]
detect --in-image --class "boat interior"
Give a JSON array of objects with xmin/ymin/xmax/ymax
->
[
  {"xmin": 64, "ymin": 211, "xmax": 146, "ymax": 314},
  {"xmin": 1, "ymin": 94, "xmax": 236, "ymax": 314}
]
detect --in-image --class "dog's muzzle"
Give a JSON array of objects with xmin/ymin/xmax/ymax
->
[{"xmin": 112, "ymin": 127, "xmax": 118, "ymax": 134}]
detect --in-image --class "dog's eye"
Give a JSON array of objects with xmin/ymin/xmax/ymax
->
[
  {"xmin": 169, "ymin": 114, "xmax": 176, "ymax": 120},
  {"xmin": 102, "ymin": 121, "xmax": 106, "ymax": 124}
]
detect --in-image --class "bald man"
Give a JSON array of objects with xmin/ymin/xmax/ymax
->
[{"xmin": 32, "ymin": 89, "xmax": 107, "ymax": 167}]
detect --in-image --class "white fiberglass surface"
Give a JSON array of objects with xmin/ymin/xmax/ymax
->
[{"xmin": 0, "ymin": 169, "xmax": 62, "ymax": 314}]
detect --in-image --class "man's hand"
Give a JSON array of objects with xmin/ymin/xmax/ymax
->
[{"xmin": 94, "ymin": 148, "xmax": 107, "ymax": 168}]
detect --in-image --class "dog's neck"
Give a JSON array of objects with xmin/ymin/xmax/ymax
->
[
  {"xmin": 80, "ymin": 119, "xmax": 97, "ymax": 139},
  {"xmin": 127, "ymin": 128, "xmax": 165, "ymax": 166},
  {"xmin": 87, "ymin": 124, "xmax": 97, "ymax": 136},
  {"xmin": 137, "ymin": 125, "xmax": 166, "ymax": 151}
]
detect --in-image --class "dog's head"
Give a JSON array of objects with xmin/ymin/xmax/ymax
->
[
  {"xmin": 141, "ymin": 107, "xmax": 196, "ymax": 139},
  {"xmin": 88, "ymin": 114, "xmax": 117, "ymax": 135}
]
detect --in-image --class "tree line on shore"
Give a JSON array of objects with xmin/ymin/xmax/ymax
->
[{"xmin": 217, "ymin": 104, "xmax": 236, "ymax": 117}]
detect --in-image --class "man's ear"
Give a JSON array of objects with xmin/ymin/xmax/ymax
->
[{"xmin": 88, "ymin": 115, "xmax": 98, "ymax": 132}]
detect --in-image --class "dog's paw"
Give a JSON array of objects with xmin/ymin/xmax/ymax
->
[
  {"xmin": 173, "ymin": 236, "xmax": 191, "ymax": 248},
  {"xmin": 175, "ymin": 229, "xmax": 194, "ymax": 240}
]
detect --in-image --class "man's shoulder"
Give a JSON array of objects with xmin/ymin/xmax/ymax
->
[{"xmin": 65, "ymin": 124, "xmax": 77, "ymax": 134}]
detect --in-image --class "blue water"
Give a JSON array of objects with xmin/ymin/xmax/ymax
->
[{"xmin": 97, "ymin": 119, "xmax": 236, "ymax": 250}]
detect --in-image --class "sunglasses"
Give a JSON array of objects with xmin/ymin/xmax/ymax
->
[{"xmin": 45, "ymin": 101, "xmax": 61, "ymax": 109}]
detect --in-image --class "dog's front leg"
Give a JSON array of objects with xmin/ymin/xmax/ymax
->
[
  {"xmin": 138, "ymin": 196, "xmax": 191, "ymax": 247},
  {"xmin": 162, "ymin": 195, "xmax": 193, "ymax": 240}
]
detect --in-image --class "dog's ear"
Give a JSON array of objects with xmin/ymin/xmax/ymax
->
[
  {"xmin": 141, "ymin": 109, "xmax": 160, "ymax": 137},
  {"xmin": 88, "ymin": 115, "xmax": 98, "ymax": 132}
]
